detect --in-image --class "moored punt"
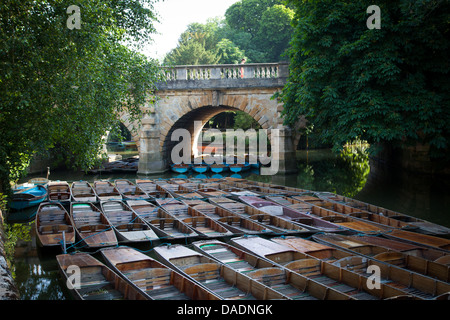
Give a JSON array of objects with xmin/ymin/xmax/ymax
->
[
  {"xmin": 114, "ymin": 179, "xmax": 148, "ymax": 200},
  {"xmin": 35, "ymin": 202, "xmax": 75, "ymax": 248},
  {"xmin": 269, "ymin": 195, "xmax": 390, "ymax": 234},
  {"xmin": 240, "ymin": 196, "xmax": 346, "ymax": 233},
  {"xmin": 93, "ymin": 181, "xmax": 121, "ymax": 201},
  {"xmin": 56, "ymin": 252, "xmax": 148, "ymax": 300},
  {"xmin": 209, "ymin": 163, "xmax": 229, "ymax": 173},
  {"xmin": 228, "ymin": 163, "xmax": 250, "ymax": 173},
  {"xmin": 292, "ymin": 194, "xmax": 423, "ymax": 233},
  {"xmin": 295, "ymin": 233, "xmax": 450, "ymax": 283},
  {"xmin": 146, "ymin": 208, "xmax": 198, "ymax": 240},
  {"xmin": 182, "ymin": 200, "xmax": 273, "ymax": 235},
  {"xmin": 192, "ymin": 163, "xmax": 209, "ymax": 173},
  {"xmin": 135, "ymin": 179, "xmax": 157, "ymax": 194},
  {"xmin": 10, "ymin": 184, "xmax": 48, "ymax": 210},
  {"xmin": 153, "ymin": 244, "xmax": 286, "ymax": 300},
  {"xmin": 100, "ymin": 247, "xmax": 220, "ymax": 300},
  {"xmin": 181, "ymin": 216, "xmax": 234, "ymax": 238},
  {"xmin": 47, "ymin": 181, "xmax": 71, "ymax": 204},
  {"xmin": 70, "ymin": 202, "xmax": 118, "ymax": 248},
  {"xmin": 100, "ymin": 200, "xmax": 159, "ymax": 243},
  {"xmin": 218, "ymin": 186, "xmax": 260, "ymax": 197},
  {"xmin": 171, "ymin": 163, "xmax": 191, "ymax": 173},
  {"xmin": 126, "ymin": 200, "xmax": 159, "ymax": 221},
  {"xmin": 160, "ymin": 184, "xmax": 203, "ymax": 200},
  {"xmin": 194, "ymin": 187, "xmax": 229, "ymax": 198},
  {"xmin": 229, "ymin": 235, "xmax": 413, "ymax": 300},
  {"xmin": 192, "ymin": 239, "xmax": 353, "ymax": 300},
  {"xmin": 382, "ymin": 229, "xmax": 450, "ymax": 252},
  {"xmin": 70, "ymin": 181, "xmax": 97, "ymax": 203},
  {"xmin": 315, "ymin": 191, "xmax": 450, "ymax": 237},
  {"xmin": 209, "ymin": 197, "xmax": 312, "ymax": 235},
  {"xmin": 347, "ymin": 234, "xmax": 450, "ymax": 262},
  {"xmin": 156, "ymin": 198, "xmax": 191, "ymax": 220}
]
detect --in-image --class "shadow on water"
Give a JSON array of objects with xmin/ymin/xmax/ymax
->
[{"xmin": 6, "ymin": 147, "xmax": 450, "ymax": 299}]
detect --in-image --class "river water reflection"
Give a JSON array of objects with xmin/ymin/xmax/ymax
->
[{"xmin": 7, "ymin": 148, "xmax": 450, "ymax": 300}]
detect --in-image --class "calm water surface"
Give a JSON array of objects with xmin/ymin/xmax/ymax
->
[{"xmin": 7, "ymin": 149, "xmax": 450, "ymax": 300}]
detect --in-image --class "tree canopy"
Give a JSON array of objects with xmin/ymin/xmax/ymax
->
[
  {"xmin": 280, "ymin": 0, "xmax": 450, "ymax": 160},
  {"xmin": 0, "ymin": 0, "xmax": 162, "ymax": 192},
  {"xmin": 164, "ymin": 0, "xmax": 294, "ymax": 65}
]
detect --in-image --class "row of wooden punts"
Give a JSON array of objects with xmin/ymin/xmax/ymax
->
[{"xmin": 29, "ymin": 177, "xmax": 450, "ymax": 300}]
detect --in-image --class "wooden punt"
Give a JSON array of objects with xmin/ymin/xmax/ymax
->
[
  {"xmin": 93, "ymin": 181, "xmax": 121, "ymax": 201},
  {"xmin": 100, "ymin": 200, "xmax": 159, "ymax": 243},
  {"xmin": 218, "ymin": 186, "xmax": 260, "ymax": 197},
  {"xmin": 313, "ymin": 233, "xmax": 450, "ymax": 283},
  {"xmin": 70, "ymin": 181, "xmax": 97, "ymax": 202},
  {"xmin": 229, "ymin": 235, "xmax": 414, "ymax": 300},
  {"xmin": 194, "ymin": 187, "xmax": 229, "ymax": 198},
  {"xmin": 126, "ymin": 200, "xmax": 159, "ymax": 221},
  {"xmin": 240, "ymin": 195, "xmax": 346, "ymax": 233},
  {"xmin": 47, "ymin": 181, "xmax": 71, "ymax": 204},
  {"xmin": 192, "ymin": 239, "xmax": 353, "ymax": 300},
  {"xmin": 292, "ymin": 194, "xmax": 422, "ymax": 233},
  {"xmin": 224, "ymin": 180, "xmax": 304, "ymax": 196},
  {"xmin": 153, "ymin": 244, "xmax": 286, "ymax": 300},
  {"xmin": 114, "ymin": 179, "xmax": 148, "ymax": 200},
  {"xmin": 347, "ymin": 234, "xmax": 450, "ymax": 262},
  {"xmin": 224, "ymin": 178, "xmax": 309, "ymax": 194},
  {"xmin": 182, "ymin": 199, "xmax": 274, "ymax": 235},
  {"xmin": 146, "ymin": 209, "xmax": 198, "ymax": 240},
  {"xmin": 156, "ymin": 198, "xmax": 192, "ymax": 220},
  {"xmin": 56, "ymin": 252, "xmax": 148, "ymax": 300},
  {"xmin": 382, "ymin": 229, "xmax": 450, "ymax": 252},
  {"xmin": 208, "ymin": 197, "xmax": 311, "ymax": 235},
  {"xmin": 181, "ymin": 216, "xmax": 234, "ymax": 238},
  {"xmin": 135, "ymin": 179, "xmax": 157, "ymax": 194},
  {"xmin": 70, "ymin": 202, "xmax": 118, "ymax": 248},
  {"xmin": 35, "ymin": 202, "xmax": 75, "ymax": 247},
  {"xmin": 159, "ymin": 184, "xmax": 203, "ymax": 200},
  {"xmin": 315, "ymin": 191, "xmax": 450, "ymax": 237},
  {"xmin": 270, "ymin": 195, "xmax": 390, "ymax": 234},
  {"xmin": 100, "ymin": 247, "xmax": 220, "ymax": 300}
]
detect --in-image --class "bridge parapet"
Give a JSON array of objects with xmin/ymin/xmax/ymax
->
[{"xmin": 159, "ymin": 62, "xmax": 288, "ymax": 90}]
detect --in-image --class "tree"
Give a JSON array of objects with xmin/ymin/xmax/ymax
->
[
  {"xmin": 280, "ymin": 0, "xmax": 450, "ymax": 161},
  {"xmin": 0, "ymin": 0, "xmax": 162, "ymax": 193}
]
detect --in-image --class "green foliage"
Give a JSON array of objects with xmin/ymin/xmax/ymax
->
[
  {"xmin": 0, "ymin": 0, "xmax": 162, "ymax": 192},
  {"xmin": 233, "ymin": 111, "xmax": 261, "ymax": 130},
  {"xmin": 163, "ymin": 0, "xmax": 294, "ymax": 65},
  {"xmin": 281, "ymin": 0, "xmax": 450, "ymax": 159}
]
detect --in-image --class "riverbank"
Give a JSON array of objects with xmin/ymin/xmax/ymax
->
[{"xmin": 0, "ymin": 209, "xmax": 20, "ymax": 300}]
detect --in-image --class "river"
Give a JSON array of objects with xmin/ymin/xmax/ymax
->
[{"xmin": 6, "ymin": 148, "xmax": 450, "ymax": 300}]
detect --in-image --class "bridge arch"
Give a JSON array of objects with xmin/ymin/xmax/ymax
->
[
  {"xmin": 157, "ymin": 88, "xmax": 280, "ymax": 164},
  {"xmin": 137, "ymin": 62, "xmax": 301, "ymax": 174}
]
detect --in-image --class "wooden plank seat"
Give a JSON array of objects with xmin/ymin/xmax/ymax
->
[
  {"xmin": 115, "ymin": 223, "xmax": 148, "ymax": 232},
  {"xmin": 39, "ymin": 224, "xmax": 74, "ymax": 235},
  {"xmin": 78, "ymin": 224, "xmax": 111, "ymax": 233}
]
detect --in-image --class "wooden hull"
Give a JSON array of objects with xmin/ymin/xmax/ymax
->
[
  {"xmin": 101, "ymin": 247, "xmax": 220, "ymax": 300},
  {"xmin": 192, "ymin": 239, "xmax": 352, "ymax": 300},
  {"xmin": 94, "ymin": 181, "xmax": 121, "ymax": 201},
  {"xmin": 47, "ymin": 181, "xmax": 71, "ymax": 204},
  {"xmin": 100, "ymin": 200, "xmax": 159, "ymax": 243},
  {"xmin": 241, "ymin": 195, "xmax": 346, "ymax": 233},
  {"xmin": 146, "ymin": 208, "xmax": 198, "ymax": 240},
  {"xmin": 153, "ymin": 244, "xmax": 287, "ymax": 300},
  {"xmin": 71, "ymin": 203, "xmax": 118, "ymax": 248},
  {"xmin": 315, "ymin": 191, "xmax": 450, "ymax": 237},
  {"xmin": 35, "ymin": 202, "xmax": 75, "ymax": 247},
  {"xmin": 229, "ymin": 235, "xmax": 420, "ymax": 300},
  {"xmin": 383, "ymin": 229, "xmax": 450, "ymax": 252},
  {"xmin": 71, "ymin": 181, "xmax": 97, "ymax": 203},
  {"xmin": 273, "ymin": 235, "xmax": 450, "ymax": 299},
  {"xmin": 115, "ymin": 179, "xmax": 149, "ymax": 200},
  {"xmin": 56, "ymin": 252, "xmax": 148, "ymax": 300}
]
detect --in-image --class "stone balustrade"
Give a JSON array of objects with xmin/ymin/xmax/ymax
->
[{"xmin": 158, "ymin": 62, "xmax": 288, "ymax": 90}]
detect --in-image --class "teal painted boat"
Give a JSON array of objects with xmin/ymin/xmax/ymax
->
[
  {"xmin": 9, "ymin": 184, "xmax": 48, "ymax": 210},
  {"xmin": 171, "ymin": 164, "xmax": 190, "ymax": 173}
]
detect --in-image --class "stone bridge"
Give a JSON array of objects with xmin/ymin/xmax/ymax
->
[{"xmin": 119, "ymin": 62, "xmax": 302, "ymax": 175}]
